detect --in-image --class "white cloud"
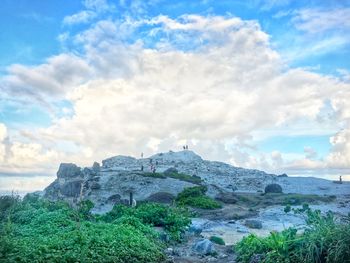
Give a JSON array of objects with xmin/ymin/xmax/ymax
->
[
  {"xmin": 292, "ymin": 8, "xmax": 350, "ymax": 34},
  {"xmin": 63, "ymin": 0, "xmax": 113, "ymax": 25},
  {"xmin": 63, "ymin": 10, "xmax": 97, "ymax": 25},
  {"xmin": 1, "ymin": 14, "xmax": 350, "ymax": 184},
  {"xmin": 1, "ymin": 53, "xmax": 92, "ymax": 103},
  {"xmin": 0, "ymin": 123, "xmax": 7, "ymax": 162},
  {"xmin": 327, "ymin": 128, "xmax": 350, "ymax": 169}
]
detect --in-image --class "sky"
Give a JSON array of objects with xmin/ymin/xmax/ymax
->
[{"xmin": 1, "ymin": 0, "xmax": 350, "ymax": 193}]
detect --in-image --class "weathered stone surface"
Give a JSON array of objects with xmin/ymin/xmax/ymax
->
[
  {"xmin": 192, "ymin": 239, "xmax": 215, "ymax": 255},
  {"xmin": 244, "ymin": 219, "xmax": 263, "ymax": 229},
  {"xmin": 92, "ymin": 162, "xmax": 100, "ymax": 173},
  {"xmin": 215, "ymin": 192, "xmax": 238, "ymax": 204},
  {"xmin": 60, "ymin": 180, "xmax": 83, "ymax": 197},
  {"xmin": 44, "ymin": 150, "xmax": 280, "ymax": 213},
  {"xmin": 145, "ymin": 192, "xmax": 176, "ymax": 204},
  {"xmin": 264, "ymin": 183, "xmax": 283, "ymax": 194},
  {"xmin": 57, "ymin": 163, "xmax": 82, "ymax": 179}
]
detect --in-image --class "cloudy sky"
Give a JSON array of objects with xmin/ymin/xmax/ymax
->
[{"xmin": 1, "ymin": 0, "xmax": 350, "ymax": 193}]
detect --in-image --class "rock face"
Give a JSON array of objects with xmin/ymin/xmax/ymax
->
[{"xmin": 43, "ymin": 150, "xmax": 277, "ymax": 213}]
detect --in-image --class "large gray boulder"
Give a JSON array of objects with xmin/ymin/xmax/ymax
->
[
  {"xmin": 145, "ymin": 192, "xmax": 175, "ymax": 204},
  {"xmin": 264, "ymin": 183, "xmax": 282, "ymax": 193},
  {"xmin": 192, "ymin": 239, "xmax": 215, "ymax": 255},
  {"xmin": 57, "ymin": 163, "xmax": 82, "ymax": 179},
  {"xmin": 244, "ymin": 219, "xmax": 263, "ymax": 229}
]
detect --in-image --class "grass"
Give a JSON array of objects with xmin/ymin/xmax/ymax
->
[
  {"xmin": 176, "ymin": 186, "xmax": 222, "ymax": 209},
  {"xmin": 0, "ymin": 195, "xmax": 191, "ymax": 262},
  {"xmin": 234, "ymin": 206, "xmax": 350, "ymax": 263},
  {"xmin": 210, "ymin": 236, "xmax": 225, "ymax": 245},
  {"xmin": 141, "ymin": 172, "xmax": 202, "ymax": 184}
]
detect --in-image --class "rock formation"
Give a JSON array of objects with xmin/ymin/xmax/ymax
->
[{"xmin": 44, "ymin": 150, "xmax": 277, "ymax": 213}]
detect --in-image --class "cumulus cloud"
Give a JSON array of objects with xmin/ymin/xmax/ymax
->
[
  {"xmin": 1, "ymin": 54, "xmax": 92, "ymax": 103},
  {"xmin": 1, "ymin": 14, "xmax": 350, "ymax": 182}
]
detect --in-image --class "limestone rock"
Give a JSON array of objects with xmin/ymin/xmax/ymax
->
[
  {"xmin": 245, "ymin": 219, "xmax": 263, "ymax": 229},
  {"xmin": 265, "ymin": 183, "xmax": 283, "ymax": 194},
  {"xmin": 57, "ymin": 163, "xmax": 82, "ymax": 179},
  {"xmin": 145, "ymin": 192, "xmax": 176, "ymax": 204},
  {"xmin": 192, "ymin": 239, "xmax": 215, "ymax": 255},
  {"xmin": 60, "ymin": 180, "xmax": 83, "ymax": 197}
]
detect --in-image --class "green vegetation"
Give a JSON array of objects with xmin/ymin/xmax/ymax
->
[
  {"xmin": 210, "ymin": 236, "xmax": 225, "ymax": 245},
  {"xmin": 176, "ymin": 186, "xmax": 222, "ymax": 209},
  {"xmin": 100, "ymin": 202, "xmax": 191, "ymax": 241},
  {"xmin": 141, "ymin": 172, "xmax": 202, "ymax": 184},
  {"xmin": 0, "ymin": 195, "xmax": 191, "ymax": 262},
  {"xmin": 231, "ymin": 193, "xmax": 335, "ymax": 209},
  {"xmin": 235, "ymin": 205, "xmax": 350, "ymax": 263}
]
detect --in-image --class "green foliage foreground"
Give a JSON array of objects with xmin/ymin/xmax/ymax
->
[
  {"xmin": 0, "ymin": 196, "xmax": 191, "ymax": 263},
  {"xmin": 235, "ymin": 205, "xmax": 350, "ymax": 263}
]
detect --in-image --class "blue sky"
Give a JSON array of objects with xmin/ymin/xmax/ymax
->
[{"xmin": 0, "ymin": 0, "xmax": 350, "ymax": 192}]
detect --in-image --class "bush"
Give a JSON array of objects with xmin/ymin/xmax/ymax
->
[
  {"xmin": 234, "ymin": 208, "xmax": 350, "ymax": 263},
  {"xmin": 0, "ymin": 195, "xmax": 20, "ymax": 221},
  {"xmin": 100, "ymin": 203, "xmax": 191, "ymax": 242},
  {"xmin": 0, "ymin": 198, "xmax": 185, "ymax": 262},
  {"xmin": 176, "ymin": 186, "xmax": 222, "ymax": 209},
  {"xmin": 264, "ymin": 183, "xmax": 282, "ymax": 194},
  {"xmin": 210, "ymin": 236, "xmax": 225, "ymax": 245}
]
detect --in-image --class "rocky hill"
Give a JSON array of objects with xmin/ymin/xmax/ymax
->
[{"xmin": 43, "ymin": 150, "xmax": 277, "ymax": 213}]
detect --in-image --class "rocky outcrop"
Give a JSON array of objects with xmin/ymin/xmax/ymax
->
[
  {"xmin": 264, "ymin": 183, "xmax": 283, "ymax": 194},
  {"xmin": 43, "ymin": 150, "xmax": 278, "ymax": 213},
  {"xmin": 192, "ymin": 239, "xmax": 215, "ymax": 255},
  {"xmin": 244, "ymin": 219, "xmax": 263, "ymax": 229}
]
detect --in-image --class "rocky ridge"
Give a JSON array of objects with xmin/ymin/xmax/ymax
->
[{"xmin": 44, "ymin": 150, "xmax": 276, "ymax": 213}]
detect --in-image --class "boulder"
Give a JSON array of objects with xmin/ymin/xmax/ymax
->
[
  {"xmin": 57, "ymin": 163, "xmax": 82, "ymax": 179},
  {"xmin": 278, "ymin": 173, "xmax": 288, "ymax": 177},
  {"xmin": 264, "ymin": 183, "xmax": 282, "ymax": 194},
  {"xmin": 90, "ymin": 182, "xmax": 101, "ymax": 190},
  {"xmin": 60, "ymin": 180, "xmax": 83, "ymax": 197},
  {"xmin": 92, "ymin": 162, "xmax": 100, "ymax": 173},
  {"xmin": 244, "ymin": 219, "xmax": 263, "ymax": 229},
  {"xmin": 192, "ymin": 239, "xmax": 215, "ymax": 255},
  {"xmin": 145, "ymin": 192, "xmax": 175, "ymax": 204}
]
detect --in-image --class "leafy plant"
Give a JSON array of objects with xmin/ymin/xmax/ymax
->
[
  {"xmin": 0, "ymin": 197, "xmax": 194, "ymax": 262},
  {"xmin": 176, "ymin": 186, "xmax": 222, "ymax": 209}
]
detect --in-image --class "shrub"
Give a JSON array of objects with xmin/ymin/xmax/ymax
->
[
  {"xmin": 176, "ymin": 186, "xmax": 222, "ymax": 209},
  {"xmin": 234, "ymin": 208, "xmax": 350, "ymax": 263},
  {"xmin": 0, "ymin": 198, "xmax": 172, "ymax": 262},
  {"xmin": 100, "ymin": 203, "xmax": 191, "ymax": 242},
  {"xmin": 210, "ymin": 236, "xmax": 225, "ymax": 245}
]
